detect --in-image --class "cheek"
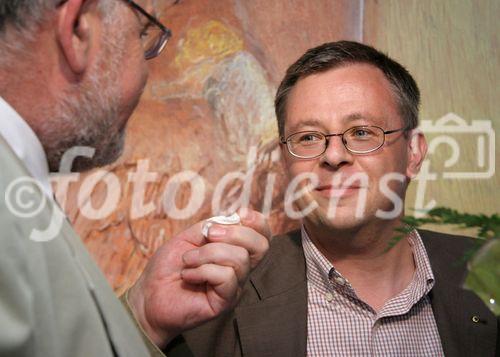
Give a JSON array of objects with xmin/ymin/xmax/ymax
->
[
  {"xmin": 286, "ymin": 160, "xmax": 317, "ymax": 181},
  {"xmin": 364, "ymin": 145, "xmax": 409, "ymax": 177},
  {"xmin": 355, "ymin": 158, "xmax": 399, "ymax": 192},
  {"xmin": 358, "ymin": 157, "xmax": 408, "ymax": 201},
  {"xmin": 137, "ymin": 64, "xmax": 149, "ymax": 93},
  {"xmin": 126, "ymin": 37, "xmax": 149, "ymax": 90},
  {"xmin": 122, "ymin": 60, "xmax": 148, "ymax": 101}
]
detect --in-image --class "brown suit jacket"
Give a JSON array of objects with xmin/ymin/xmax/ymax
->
[{"xmin": 167, "ymin": 229, "xmax": 499, "ymax": 357}]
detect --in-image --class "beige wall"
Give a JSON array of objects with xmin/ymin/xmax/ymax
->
[{"xmin": 363, "ymin": 0, "xmax": 499, "ymax": 223}]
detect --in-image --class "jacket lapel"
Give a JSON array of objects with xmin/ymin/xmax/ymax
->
[
  {"xmin": 235, "ymin": 281, "xmax": 307, "ymax": 357},
  {"xmin": 420, "ymin": 230, "xmax": 498, "ymax": 357},
  {"xmin": 59, "ymin": 219, "xmax": 151, "ymax": 357},
  {"xmin": 234, "ymin": 230, "xmax": 308, "ymax": 357}
]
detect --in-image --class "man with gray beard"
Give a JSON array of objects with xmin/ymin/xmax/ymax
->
[{"xmin": 0, "ymin": 1, "xmax": 271, "ymax": 356}]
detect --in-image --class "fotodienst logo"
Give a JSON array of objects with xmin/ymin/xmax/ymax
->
[{"xmin": 3, "ymin": 113, "xmax": 496, "ymax": 242}]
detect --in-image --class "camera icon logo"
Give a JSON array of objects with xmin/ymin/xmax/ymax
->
[{"xmin": 419, "ymin": 112, "xmax": 495, "ymax": 179}]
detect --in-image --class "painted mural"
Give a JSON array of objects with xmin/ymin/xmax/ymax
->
[{"xmin": 58, "ymin": 0, "xmax": 498, "ymax": 293}]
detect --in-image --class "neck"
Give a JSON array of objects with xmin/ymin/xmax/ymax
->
[{"xmin": 304, "ymin": 217, "xmax": 416, "ymax": 311}]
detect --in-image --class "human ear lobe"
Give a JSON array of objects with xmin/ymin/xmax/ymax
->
[
  {"xmin": 406, "ymin": 129, "xmax": 428, "ymax": 179},
  {"xmin": 56, "ymin": 0, "xmax": 91, "ymax": 75}
]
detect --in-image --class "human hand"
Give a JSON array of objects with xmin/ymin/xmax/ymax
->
[{"xmin": 127, "ymin": 209, "xmax": 271, "ymax": 348}]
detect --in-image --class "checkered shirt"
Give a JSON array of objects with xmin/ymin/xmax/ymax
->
[{"xmin": 302, "ymin": 228, "xmax": 445, "ymax": 356}]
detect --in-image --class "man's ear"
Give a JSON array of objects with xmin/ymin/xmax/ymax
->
[
  {"xmin": 406, "ymin": 129, "xmax": 428, "ymax": 179},
  {"xmin": 56, "ymin": 0, "xmax": 92, "ymax": 75}
]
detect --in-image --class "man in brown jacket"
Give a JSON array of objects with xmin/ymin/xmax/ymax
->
[{"xmin": 171, "ymin": 41, "xmax": 499, "ymax": 356}]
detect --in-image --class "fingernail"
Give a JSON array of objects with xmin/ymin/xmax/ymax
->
[
  {"xmin": 208, "ymin": 226, "xmax": 226, "ymax": 237},
  {"xmin": 183, "ymin": 249, "xmax": 199, "ymax": 265}
]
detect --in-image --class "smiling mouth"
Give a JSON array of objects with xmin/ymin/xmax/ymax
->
[{"xmin": 315, "ymin": 185, "xmax": 364, "ymax": 198}]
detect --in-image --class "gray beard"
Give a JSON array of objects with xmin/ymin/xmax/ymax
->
[{"xmin": 43, "ymin": 26, "xmax": 127, "ymax": 173}]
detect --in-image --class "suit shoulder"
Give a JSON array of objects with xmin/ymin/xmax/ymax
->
[
  {"xmin": 417, "ymin": 229, "xmax": 480, "ymax": 284},
  {"xmin": 270, "ymin": 229, "xmax": 302, "ymax": 251},
  {"xmin": 418, "ymin": 229, "xmax": 476, "ymax": 255}
]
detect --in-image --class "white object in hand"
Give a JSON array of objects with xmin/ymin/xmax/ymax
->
[{"xmin": 201, "ymin": 212, "xmax": 241, "ymax": 237}]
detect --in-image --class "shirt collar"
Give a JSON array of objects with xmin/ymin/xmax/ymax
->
[
  {"xmin": 409, "ymin": 229, "xmax": 435, "ymax": 289},
  {"xmin": 301, "ymin": 226, "xmax": 435, "ymax": 298},
  {"xmin": 302, "ymin": 226, "xmax": 347, "ymax": 295},
  {"xmin": 0, "ymin": 96, "xmax": 53, "ymax": 198}
]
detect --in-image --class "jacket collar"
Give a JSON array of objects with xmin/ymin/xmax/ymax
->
[{"xmin": 0, "ymin": 96, "xmax": 53, "ymax": 198}]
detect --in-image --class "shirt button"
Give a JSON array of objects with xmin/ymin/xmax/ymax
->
[
  {"xmin": 334, "ymin": 276, "xmax": 346, "ymax": 285},
  {"xmin": 325, "ymin": 292, "xmax": 334, "ymax": 302}
]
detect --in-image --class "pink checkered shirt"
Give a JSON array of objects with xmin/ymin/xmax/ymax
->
[{"xmin": 302, "ymin": 228, "xmax": 445, "ymax": 356}]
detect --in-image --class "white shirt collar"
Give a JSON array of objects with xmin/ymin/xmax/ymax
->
[{"xmin": 0, "ymin": 96, "xmax": 53, "ymax": 198}]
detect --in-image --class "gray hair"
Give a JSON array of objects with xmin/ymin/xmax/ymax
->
[
  {"xmin": 0, "ymin": 0, "xmax": 118, "ymax": 35},
  {"xmin": 0, "ymin": 0, "xmax": 57, "ymax": 32},
  {"xmin": 0, "ymin": 0, "xmax": 118, "ymax": 64},
  {"xmin": 275, "ymin": 41, "xmax": 420, "ymax": 137}
]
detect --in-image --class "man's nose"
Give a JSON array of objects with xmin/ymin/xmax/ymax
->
[{"xmin": 320, "ymin": 135, "xmax": 353, "ymax": 168}]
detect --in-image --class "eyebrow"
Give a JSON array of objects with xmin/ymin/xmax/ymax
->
[
  {"xmin": 287, "ymin": 112, "xmax": 378, "ymax": 133},
  {"xmin": 344, "ymin": 112, "xmax": 372, "ymax": 122},
  {"xmin": 287, "ymin": 119, "xmax": 325, "ymax": 134}
]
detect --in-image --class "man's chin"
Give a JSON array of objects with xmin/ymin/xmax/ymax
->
[
  {"xmin": 298, "ymin": 194, "xmax": 370, "ymax": 231},
  {"xmin": 48, "ymin": 129, "xmax": 126, "ymax": 173},
  {"xmin": 309, "ymin": 207, "xmax": 368, "ymax": 231},
  {"xmin": 80, "ymin": 133, "xmax": 125, "ymax": 172}
]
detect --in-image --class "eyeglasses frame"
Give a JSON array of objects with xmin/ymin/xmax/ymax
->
[
  {"xmin": 280, "ymin": 125, "xmax": 408, "ymax": 159},
  {"xmin": 122, "ymin": 0, "xmax": 172, "ymax": 60}
]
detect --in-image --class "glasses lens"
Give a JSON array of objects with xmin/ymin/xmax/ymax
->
[
  {"xmin": 287, "ymin": 132, "xmax": 326, "ymax": 158},
  {"xmin": 344, "ymin": 126, "xmax": 384, "ymax": 153},
  {"xmin": 143, "ymin": 27, "xmax": 170, "ymax": 60}
]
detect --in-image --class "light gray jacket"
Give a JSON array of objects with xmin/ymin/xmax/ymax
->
[{"xmin": 0, "ymin": 137, "xmax": 151, "ymax": 357}]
